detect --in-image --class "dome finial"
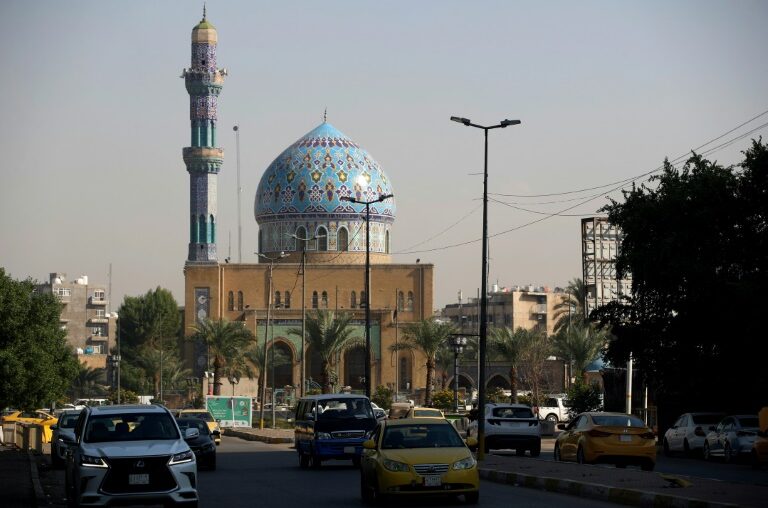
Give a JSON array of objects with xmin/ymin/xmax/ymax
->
[
  {"xmin": 202, "ymin": 2, "xmax": 207, "ymax": 21},
  {"xmin": 323, "ymin": 107, "xmax": 327, "ymax": 123}
]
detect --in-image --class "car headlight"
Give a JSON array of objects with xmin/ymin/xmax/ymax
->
[
  {"xmin": 383, "ymin": 459, "xmax": 410, "ymax": 472},
  {"xmin": 80, "ymin": 454, "xmax": 108, "ymax": 468},
  {"xmin": 169, "ymin": 450, "xmax": 195, "ymax": 465},
  {"xmin": 453, "ymin": 456, "xmax": 476, "ymax": 470},
  {"xmin": 316, "ymin": 432, "xmax": 332, "ymax": 440}
]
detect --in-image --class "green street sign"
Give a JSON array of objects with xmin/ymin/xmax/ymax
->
[{"xmin": 206, "ymin": 395, "xmax": 252, "ymax": 428}]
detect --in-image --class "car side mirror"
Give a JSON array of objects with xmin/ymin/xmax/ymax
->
[
  {"xmin": 185, "ymin": 428, "xmax": 200, "ymax": 440},
  {"xmin": 363, "ymin": 439, "xmax": 376, "ymax": 450}
]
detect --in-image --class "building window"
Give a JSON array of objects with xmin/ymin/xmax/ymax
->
[
  {"xmin": 406, "ymin": 291, "xmax": 414, "ymax": 311},
  {"xmin": 53, "ymin": 287, "xmax": 71, "ymax": 297},
  {"xmin": 285, "ymin": 291, "xmax": 291, "ymax": 309},
  {"xmin": 338, "ymin": 227, "xmax": 348, "ymax": 252},
  {"xmin": 96, "ymin": 309, "xmax": 106, "ymax": 318},
  {"xmin": 296, "ymin": 226, "xmax": 307, "ymax": 251},
  {"xmin": 209, "ymin": 214, "xmax": 216, "ymax": 243},
  {"xmin": 275, "ymin": 291, "xmax": 282, "ymax": 308},
  {"xmin": 93, "ymin": 290, "xmax": 105, "ymax": 301},
  {"xmin": 312, "ymin": 291, "xmax": 318, "ymax": 309},
  {"xmin": 92, "ymin": 326, "xmax": 103, "ymax": 336},
  {"xmin": 228, "ymin": 291, "xmax": 234, "ymax": 311},
  {"xmin": 91, "ymin": 345, "xmax": 102, "ymax": 354},
  {"xmin": 397, "ymin": 291, "xmax": 404, "ymax": 311},
  {"xmin": 237, "ymin": 291, "xmax": 244, "ymax": 311},
  {"xmin": 321, "ymin": 291, "xmax": 328, "ymax": 308},
  {"xmin": 350, "ymin": 291, "xmax": 357, "ymax": 309},
  {"xmin": 317, "ymin": 226, "xmax": 328, "ymax": 251}
]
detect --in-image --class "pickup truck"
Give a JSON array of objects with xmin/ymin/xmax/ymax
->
[{"xmin": 537, "ymin": 395, "xmax": 569, "ymax": 423}]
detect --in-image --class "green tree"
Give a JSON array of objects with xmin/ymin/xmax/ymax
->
[
  {"xmin": 372, "ymin": 385, "xmax": 393, "ymax": 410},
  {"xmin": 68, "ymin": 364, "xmax": 107, "ymax": 400},
  {"xmin": 594, "ymin": 140, "xmax": 768, "ymax": 417},
  {"xmin": 288, "ymin": 310, "xmax": 358, "ymax": 394},
  {"xmin": 552, "ymin": 322, "xmax": 607, "ymax": 381},
  {"xmin": 553, "ymin": 278, "xmax": 588, "ymax": 334},
  {"xmin": 565, "ymin": 381, "xmax": 603, "ymax": 420},
  {"xmin": 430, "ymin": 389, "xmax": 454, "ymax": 411},
  {"xmin": 0, "ymin": 269, "xmax": 79, "ymax": 409},
  {"xmin": 488, "ymin": 327, "xmax": 530, "ymax": 403},
  {"xmin": 519, "ymin": 329, "xmax": 553, "ymax": 405},
  {"xmin": 391, "ymin": 319, "xmax": 455, "ymax": 406},
  {"xmin": 190, "ymin": 318, "xmax": 256, "ymax": 395}
]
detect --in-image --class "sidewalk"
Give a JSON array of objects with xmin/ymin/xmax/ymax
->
[
  {"xmin": 225, "ymin": 428, "xmax": 767, "ymax": 507},
  {"xmin": 0, "ymin": 443, "xmax": 39, "ymax": 508}
]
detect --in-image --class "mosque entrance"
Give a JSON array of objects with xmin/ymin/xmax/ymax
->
[{"xmin": 344, "ymin": 346, "xmax": 366, "ymax": 390}]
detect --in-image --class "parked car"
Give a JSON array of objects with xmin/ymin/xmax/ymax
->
[
  {"xmin": 177, "ymin": 409, "xmax": 221, "ymax": 445},
  {"xmin": 662, "ymin": 412, "xmax": 724, "ymax": 456},
  {"xmin": 50, "ymin": 409, "xmax": 81, "ymax": 467},
  {"xmin": 751, "ymin": 407, "xmax": 768, "ymax": 469},
  {"xmin": 537, "ymin": 395, "xmax": 569, "ymax": 423},
  {"xmin": 554, "ymin": 412, "xmax": 656, "ymax": 471},
  {"xmin": 467, "ymin": 403, "xmax": 541, "ymax": 456},
  {"xmin": 62, "ymin": 404, "xmax": 199, "ymax": 507},
  {"xmin": 176, "ymin": 418, "xmax": 216, "ymax": 470},
  {"xmin": 406, "ymin": 407, "xmax": 445, "ymax": 419},
  {"xmin": 360, "ymin": 418, "xmax": 479, "ymax": 504},
  {"xmin": 1, "ymin": 410, "xmax": 58, "ymax": 443},
  {"xmin": 703, "ymin": 414, "xmax": 760, "ymax": 463},
  {"xmin": 388, "ymin": 402, "xmax": 414, "ymax": 420}
]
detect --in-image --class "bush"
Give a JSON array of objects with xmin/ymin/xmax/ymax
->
[
  {"xmin": 486, "ymin": 386, "xmax": 506, "ymax": 403},
  {"xmin": 565, "ymin": 381, "xmax": 603, "ymax": 420},
  {"xmin": 372, "ymin": 385, "xmax": 393, "ymax": 410},
  {"xmin": 430, "ymin": 390, "xmax": 455, "ymax": 411},
  {"xmin": 106, "ymin": 388, "xmax": 139, "ymax": 404}
]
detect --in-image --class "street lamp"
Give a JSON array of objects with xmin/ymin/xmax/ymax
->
[
  {"xmin": 340, "ymin": 192, "xmax": 394, "ymax": 398},
  {"xmin": 451, "ymin": 115, "xmax": 520, "ymax": 460},
  {"xmin": 228, "ymin": 373, "xmax": 240, "ymax": 428},
  {"xmin": 257, "ymin": 251, "xmax": 288, "ymax": 429},
  {"xmin": 287, "ymin": 232, "xmax": 326, "ymax": 398},
  {"xmin": 450, "ymin": 336, "xmax": 467, "ymax": 413}
]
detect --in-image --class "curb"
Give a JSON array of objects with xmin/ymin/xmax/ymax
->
[
  {"xmin": 28, "ymin": 450, "xmax": 46, "ymax": 507},
  {"xmin": 224, "ymin": 429, "xmax": 294, "ymax": 444},
  {"xmin": 479, "ymin": 468, "xmax": 740, "ymax": 508}
]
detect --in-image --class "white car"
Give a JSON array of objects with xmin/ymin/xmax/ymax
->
[
  {"xmin": 467, "ymin": 403, "xmax": 541, "ymax": 456},
  {"xmin": 50, "ymin": 409, "xmax": 81, "ymax": 467},
  {"xmin": 63, "ymin": 404, "xmax": 199, "ymax": 507},
  {"xmin": 537, "ymin": 395, "xmax": 569, "ymax": 423},
  {"xmin": 662, "ymin": 412, "xmax": 724, "ymax": 456},
  {"xmin": 703, "ymin": 414, "xmax": 760, "ymax": 463}
]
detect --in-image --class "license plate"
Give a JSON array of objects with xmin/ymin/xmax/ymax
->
[
  {"xmin": 619, "ymin": 435, "xmax": 632, "ymax": 442},
  {"xmin": 344, "ymin": 446, "xmax": 356, "ymax": 454},
  {"xmin": 424, "ymin": 475, "xmax": 442, "ymax": 487},
  {"xmin": 129, "ymin": 474, "xmax": 149, "ymax": 485}
]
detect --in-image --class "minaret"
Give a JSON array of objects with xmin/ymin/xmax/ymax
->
[{"xmin": 182, "ymin": 7, "xmax": 226, "ymax": 263}]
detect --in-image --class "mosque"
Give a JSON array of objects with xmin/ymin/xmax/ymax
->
[{"xmin": 180, "ymin": 11, "xmax": 433, "ymax": 400}]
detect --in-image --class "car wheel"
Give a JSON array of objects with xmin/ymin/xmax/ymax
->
[
  {"xmin": 464, "ymin": 491, "xmax": 479, "ymax": 504},
  {"xmin": 663, "ymin": 439, "xmax": 671, "ymax": 457},
  {"xmin": 641, "ymin": 460, "xmax": 655, "ymax": 471},
  {"xmin": 299, "ymin": 452, "xmax": 310, "ymax": 469},
  {"xmin": 546, "ymin": 414, "xmax": 558, "ymax": 423},
  {"xmin": 530, "ymin": 441, "xmax": 541, "ymax": 458},
  {"xmin": 703, "ymin": 442, "xmax": 711, "ymax": 461},
  {"xmin": 553, "ymin": 444, "xmax": 562, "ymax": 462},
  {"xmin": 576, "ymin": 445, "xmax": 587, "ymax": 465},
  {"xmin": 724, "ymin": 442, "xmax": 733, "ymax": 464}
]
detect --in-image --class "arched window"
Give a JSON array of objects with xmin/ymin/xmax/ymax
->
[
  {"xmin": 350, "ymin": 291, "xmax": 357, "ymax": 309},
  {"xmin": 198, "ymin": 214, "xmax": 206, "ymax": 244},
  {"xmin": 399, "ymin": 356, "xmax": 411, "ymax": 391},
  {"xmin": 321, "ymin": 291, "xmax": 328, "ymax": 308},
  {"xmin": 406, "ymin": 291, "xmax": 414, "ymax": 311},
  {"xmin": 317, "ymin": 226, "xmax": 328, "ymax": 251},
  {"xmin": 337, "ymin": 227, "xmax": 349, "ymax": 252},
  {"xmin": 385, "ymin": 230, "xmax": 390, "ymax": 254},
  {"xmin": 285, "ymin": 291, "xmax": 291, "ymax": 309},
  {"xmin": 296, "ymin": 226, "xmax": 307, "ymax": 251},
  {"xmin": 209, "ymin": 214, "xmax": 216, "ymax": 243},
  {"xmin": 227, "ymin": 291, "xmax": 234, "ymax": 311},
  {"xmin": 360, "ymin": 291, "xmax": 367, "ymax": 309},
  {"xmin": 275, "ymin": 291, "xmax": 281, "ymax": 308},
  {"xmin": 312, "ymin": 291, "xmax": 318, "ymax": 309},
  {"xmin": 237, "ymin": 291, "xmax": 244, "ymax": 311},
  {"xmin": 397, "ymin": 291, "xmax": 404, "ymax": 311}
]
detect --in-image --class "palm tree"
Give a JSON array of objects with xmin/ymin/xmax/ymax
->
[
  {"xmin": 288, "ymin": 310, "xmax": 358, "ymax": 393},
  {"xmin": 435, "ymin": 346, "xmax": 454, "ymax": 391},
  {"xmin": 552, "ymin": 322, "xmax": 607, "ymax": 381},
  {"xmin": 488, "ymin": 327, "xmax": 530, "ymax": 403},
  {"xmin": 69, "ymin": 364, "xmax": 106, "ymax": 399},
  {"xmin": 243, "ymin": 341, "xmax": 291, "ymax": 402},
  {"xmin": 553, "ymin": 278, "xmax": 588, "ymax": 334},
  {"xmin": 190, "ymin": 318, "xmax": 256, "ymax": 395},
  {"xmin": 391, "ymin": 319, "xmax": 455, "ymax": 406}
]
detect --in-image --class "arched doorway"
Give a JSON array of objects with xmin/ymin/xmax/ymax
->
[
  {"xmin": 397, "ymin": 352, "xmax": 413, "ymax": 392},
  {"xmin": 487, "ymin": 374, "xmax": 510, "ymax": 389},
  {"xmin": 267, "ymin": 341, "xmax": 294, "ymax": 388},
  {"xmin": 344, "ymin": 346, "xmax": 366, "ymax": 390}
]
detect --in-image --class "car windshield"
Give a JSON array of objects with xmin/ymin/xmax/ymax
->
[
  {"xmin": 317, "ymin": 398, "xmax": 373, "ymax": 420},
  {"xmin": 691, "ymin": 414, "xmax": 724, "ymax": 425},
  {"xmin": 492, "ymin": 407, "xmax": 533, "ymax": 418},
  {"xmin": 382, "ymin": 424, "xmax": 464, "ymax": 449},
  {"xmin": 738, "ymin": 417, "xmax": 759, "ymax": 428},
  {"xmin": 592, "ymin": 415, "xmax": 646, "ymax": 427},
  {"xmin": 413, "ymin": 409, "xmax": 442, "ymax": 417},
  {"xmin": 182, "ymin": 412, "xmax": 214, "ymax": 422},
  {"xmin": 84, "ymin": 413, "xmax": 179, "ymax": 443},
  {"xmin": 176, "ymin": 418, "xmax": 209, "ymax": 434},
  {"xmin": 59, "ymin": 414, "xmax": 79, "ymax": 428}
]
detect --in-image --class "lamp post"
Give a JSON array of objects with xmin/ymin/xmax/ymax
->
[
  {"xmin": 228, "ymin": 373, "xmax": 240, "ymax": 428},
  {"xmin": 451, "ymin": 115, "xmax": 520, "ymax": 460},
  {"xmin": 257, "ymin": 251, "xmax": 287, "ymax": 429},
  {"xmin": 288, "ymin": 232, "xmax": 326, "ymax": 398},
  {"xmin": 340, "ymin": 192, "xmax": 394, "ymax": 398},
  {"xmin": 450, "ymin": 336, "xmax": 467, "ymax": 413}
]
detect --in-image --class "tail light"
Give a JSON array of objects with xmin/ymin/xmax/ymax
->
[
  {"xmin": 694, "ymin": 426, "xmax": 706, "ymax": 437},
  {"xmin": 588, "ymin": 429, "xmax": 612, "ymax": 438},
  {"xmin": 640, "ymin": 431, "xmax": 656, "ymax": 440}
]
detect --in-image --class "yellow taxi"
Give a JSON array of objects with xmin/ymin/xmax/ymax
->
[
  {"xmin": 554, "ymin": 412, "xmax": 656, "ymax": 471},
  {"xmin": 406, "ymin": 407, "xmax": 445, "ymax": 419},
  {"xmin": 360, "ymin": 418, "xmax": 479, "ymax": 504},
  {"xmin": 177, "ymin": 409, "xmax": 221, "ymax": 445},
  {"xmin": 1, "ymin": 410, "xmax": 58, "ymax": 443},
  {"xmin": 752, "ymin": 407, "xmax": 768, "ymax": 469}
]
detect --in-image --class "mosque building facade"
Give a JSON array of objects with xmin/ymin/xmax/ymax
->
[{"xmin": 180, "ymin": 12, "xmax": 433, "ymax": 400}]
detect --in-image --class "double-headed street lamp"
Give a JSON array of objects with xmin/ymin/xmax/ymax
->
[
  {"xmin": 449, "ymin": 335, "xmax": 467, "ymax": 413},
  {"xmin": 257, "ymin": 251, "xmax": 288, "ymax": 429},
  {"xmin": 451, "ymin": 115, "xmax": 520, "ymax": 460},
  {"xmin": 340, "ymin": 192, "xmax": 394, "ymax": 398}
]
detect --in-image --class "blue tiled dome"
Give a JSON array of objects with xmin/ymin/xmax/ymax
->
[{"xmin": 255, "ymin": 123, "xmax": 396, "ymax": 224}]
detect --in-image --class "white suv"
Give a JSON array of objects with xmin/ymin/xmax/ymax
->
[
  {"xmin": 63, "ymin": 405, "xmax": 199, "ymax": 507},
  {"xmin": 467, "ymin": 403, "xmax": 542, "ymax": 456},
  {"xmin": 537, "ymin": 395, "xmax": 569, "ymax": 423}
]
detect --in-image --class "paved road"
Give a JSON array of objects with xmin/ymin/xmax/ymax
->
[{"xmin": 198, "ymin": 439, "xmax": 622, "ymax": 508}]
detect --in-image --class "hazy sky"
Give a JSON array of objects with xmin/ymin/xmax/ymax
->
[{"xmin": 1, "ymin": 1, "xmax": 766, "ymax": 310}]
